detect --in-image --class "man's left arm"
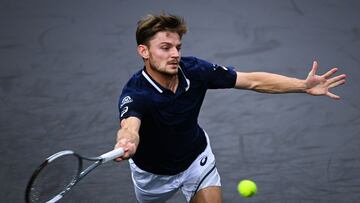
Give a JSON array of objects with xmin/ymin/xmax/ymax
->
[{"xmin": 234, "ymin": 61, "xmax": 346, "ymax": 100}]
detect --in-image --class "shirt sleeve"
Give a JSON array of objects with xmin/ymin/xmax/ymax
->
[
  {"xmin": 118, "ymin": 90, "xmax": 145, "ymax": 121},
  {"xmin": 191, "ymin": 57, "xmax": 237, "ymax": 89}
]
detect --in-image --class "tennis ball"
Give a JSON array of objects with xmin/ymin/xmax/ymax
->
[{"xmin": 237, "ymin": 179, "xmax": 257, "ymax": 197}]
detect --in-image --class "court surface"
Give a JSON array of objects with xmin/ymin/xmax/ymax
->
[{"xmin": 1, "ymin": 0, "xmax": 360, "ymax": 202}]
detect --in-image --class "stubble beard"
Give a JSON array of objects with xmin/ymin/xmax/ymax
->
[{"xmin": 149, "ymin": 61, "xmax": 178, "ymax": 77}]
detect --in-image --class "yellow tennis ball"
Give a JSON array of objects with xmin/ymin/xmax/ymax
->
[{"xmin": 237, "ymin": 179, "xmax": 257, "ymax": 197}]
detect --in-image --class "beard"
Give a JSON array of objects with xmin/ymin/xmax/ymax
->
[{"xmin": 149, "ymin": 60, "xmax": 178, "ymax": 76}]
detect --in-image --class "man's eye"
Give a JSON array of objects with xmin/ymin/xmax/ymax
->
[{"xmin": 161, "ymin": 47, "xmax": 170, "ymax": 50}]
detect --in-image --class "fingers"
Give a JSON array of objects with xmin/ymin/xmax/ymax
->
[
  {"xmin": 329, "ymin": 79, "xmax": 346, "ymax": 88},
  {"xmin": 322, "ymin": 68, "xmax": 338, "ymax": 79},
  {"xmin": 326, "ymin": 74, "xmax": 347, "ymax": 86},
  {"xmin": 307, "ymin": 60, "xmax": 345, "ymax": 100},
  {"xmin": 113, "ymin": 146, "xmax": 126, "ymax": 162},
  {"xmin": 325, "ymin": 74, "xmax": 346, "ymax": 100},
  {"xmin": 113, "ymin": 139, "xmax": 136, "ymax": 162},
  {"xmin": 114, "ymin": 157, "xmax": 123, "ymax": 162},
  {"xmin": 113, "ymin": 148, "xmax": 130, "ymax": 162},
  {"xmin": 326, "ymin": 92, "xmax": 340, "ymax": 100},
  {"xmin": 309, "ymin": 61, "xmax": 318, "ymax": 76}
]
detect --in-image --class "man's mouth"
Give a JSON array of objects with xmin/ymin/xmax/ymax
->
[{"xmin": 168, "ymin": 61, "xmax": 179, "ymax": 66}]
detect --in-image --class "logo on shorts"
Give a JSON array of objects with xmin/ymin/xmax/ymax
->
[{"xmin": 200, "ymin": 156, "xmax": 207, "ymax": 166}]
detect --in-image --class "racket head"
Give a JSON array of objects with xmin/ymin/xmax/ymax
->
[{"xmin": 25, "ymin": 150, "xmax": 82, "ymax": 203}]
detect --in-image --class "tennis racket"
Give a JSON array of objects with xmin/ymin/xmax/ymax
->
[{"xmin": 25, "ymin": 148, "xmax": 124, "ymax": 203}]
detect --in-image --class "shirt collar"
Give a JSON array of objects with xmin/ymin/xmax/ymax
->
[{"xmin": 141, "ymin": 65, "xmax": 190, "ymax": 93}]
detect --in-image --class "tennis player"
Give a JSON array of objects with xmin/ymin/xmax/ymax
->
[{"xmin": 114, "ymin": 13, "xmax": 346, "ymax": 203}]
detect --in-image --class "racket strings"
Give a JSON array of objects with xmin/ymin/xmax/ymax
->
[{"xmin": 29, "ymin": 154, "xmax": 81, "ymax": 202}]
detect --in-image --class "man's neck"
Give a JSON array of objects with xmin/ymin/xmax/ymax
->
[{"xmin": 145, "ymin": 66, "xmax": 179, "ymax": 93}]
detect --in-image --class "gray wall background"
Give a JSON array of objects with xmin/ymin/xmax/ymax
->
[{"xmin": 1, "ymin": 0, "xmax": 359, "ymax": 202}]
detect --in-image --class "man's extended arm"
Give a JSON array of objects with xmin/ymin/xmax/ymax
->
[
  {"xmin": 114, "ymin": 116, "xmax": 141, "ymax": 161},
  {"xmin": 235, "ymin": 61, "xmax": 346, "ymax": 99}
]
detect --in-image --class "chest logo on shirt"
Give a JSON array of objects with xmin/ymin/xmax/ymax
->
[{"xmin": 120, "ymin": 96, "xmax": 133, "ymax": 108}]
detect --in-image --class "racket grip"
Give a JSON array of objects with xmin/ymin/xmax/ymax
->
[{"xmin": 100, "ymin": 148, "xmax": 124, "ymax": 163}]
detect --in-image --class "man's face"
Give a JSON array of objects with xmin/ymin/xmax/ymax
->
[{"xmin": 145, "ymin": 31, "xmax": 182, "ymax": 76}]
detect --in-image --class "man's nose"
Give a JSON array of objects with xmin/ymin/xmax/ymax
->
[{"xmin": 171, "ymin": 47, "xmax": 180, "ymax": 58}]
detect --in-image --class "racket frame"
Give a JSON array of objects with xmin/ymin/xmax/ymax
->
[{"xmin": 25, "ymin": 148, "xmax": 124, "ymax": 203}]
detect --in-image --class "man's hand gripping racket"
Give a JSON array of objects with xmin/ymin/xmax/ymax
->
[{"xmin": 25, "ymin": 148, "xmax": 124, "ymax": 203}]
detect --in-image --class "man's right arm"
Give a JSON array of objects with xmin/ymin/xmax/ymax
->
[{"xmin": 114, "ymin": 116, "xmax": 141, "ymax": 161}]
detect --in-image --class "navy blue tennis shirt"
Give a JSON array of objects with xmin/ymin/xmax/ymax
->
[{"xmin": 118, "ymin": 56, "xmax": 237, "ymax": 175}]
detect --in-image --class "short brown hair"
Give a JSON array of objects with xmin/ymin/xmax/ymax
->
[{"xmin": 136, "ymin": 13, "xmax": 187, "ymax": 46}]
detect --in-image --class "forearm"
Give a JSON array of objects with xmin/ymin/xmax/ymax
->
[
  {"xmin": 235, "ymin": 72, "xmax": 307, "ymax": 94},
  {"xmin": 116, "ymin": 127, "xmax": 140, "ymax": 147},
  {"xmin": 114, "ymin": 117, "xmax": 141, "ymax": 160},
  {"xmin": 117, "ymin": 116, "xmax": 141, "ymax": 145}
]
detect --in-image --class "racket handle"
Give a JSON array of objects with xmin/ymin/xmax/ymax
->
[{"xmin": 100, "ymin": 148, "xmax": 124, "ymax": 163}]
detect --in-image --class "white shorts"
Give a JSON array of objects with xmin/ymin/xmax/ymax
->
[{"xmin": 128, "ymin": 134, "xmax": 221, "ymax": 203}]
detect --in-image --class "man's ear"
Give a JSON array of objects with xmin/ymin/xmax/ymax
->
[{"xmin": 137, "ymin": 45, "xmax": 149, "ymax": 60}]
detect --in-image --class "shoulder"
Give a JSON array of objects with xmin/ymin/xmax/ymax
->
[
  {"xmin": 118, "ymin": 71, "xmax": 150, "ymax": 119},
  {"xmin": 120, "ymin": 70, "xmax": 150, "ymax": 102},
  {"xmin": 124, "ymin": 70, "xmax": 144, "ymax": 88},
  {"xmin": 180, "ymin": 56, "xmax": 214, "ymax": 69},
  {"xmin": 180, "ymin": 57, "xmax": 237, "ymax": 89},
  {"xmin": 180, "ymin": 56, "xmax": 215, "ymax": 78}
]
